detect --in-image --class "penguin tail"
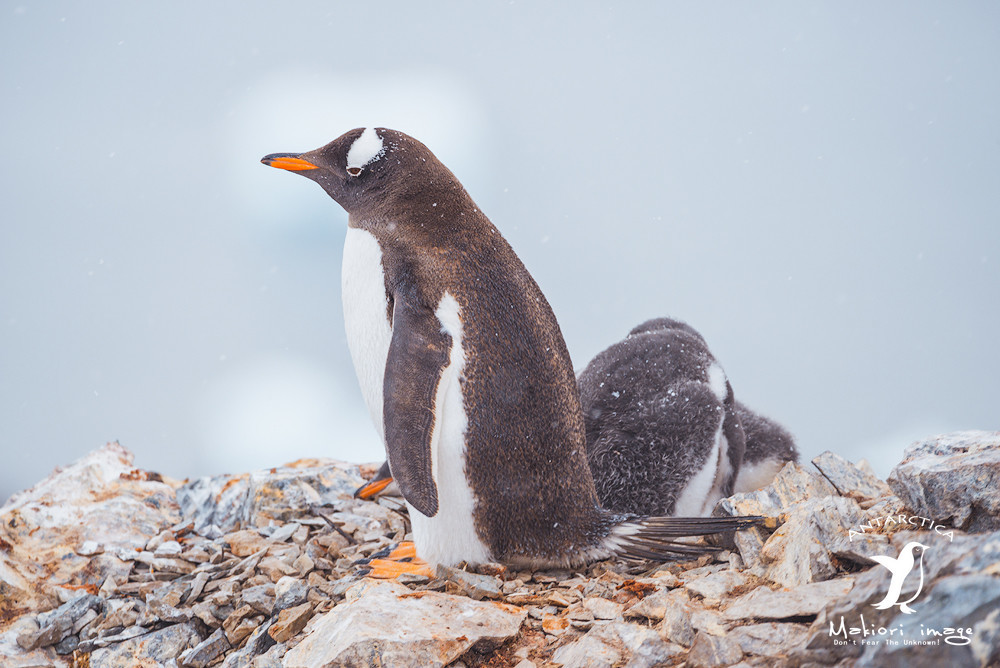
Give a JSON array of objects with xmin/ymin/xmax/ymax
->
[{"xmin": 609, "ymin": 515, "xmax": 765, "ymax": 561}]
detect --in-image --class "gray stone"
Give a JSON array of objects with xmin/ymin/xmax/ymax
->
[
  {"xmin": 856, "ymin": 574, "xmax": 1000, "ymax": 668},
  {"xmin": 724, "ymin": 577, "xmax": 854, "ymax": 621},
  {"xmin": 550, "ymin": 620, "xmax": 683, "ymax": 668},
  {"xmin": 624, "ymin": 587, "xmax": 686, "ymax": 622},
  {"xmin": 243, "ymin": 462, "xmax": 367, "ymax": 527},
  {"xmin": 248, "ymin": 640, "xmax": 287, "ymax": 668},
  {"xmin": 580, "ymin": 596, "xmax": 623, "ymax": 620},
  {"xmin": 218, "ymin": 620, "xmax": 276, "ymax": 668},
  {"xmin": 273, "ymin": 575, "xmax": 309, "ymax": 611},
  {"xmin": 78, "ymin": 625, "xmax": 149, "ymax": 652},
  {"xmin": 178, "ymin": 628, "xmax": 231, "ymax": 668},
  {"xmin": 812, "ymin": 451, "xmax": 893, "ymax": 500},
  {"xmin": 261, "ymin": 521, "xmax": 301, "ymax": 543},
  {"xmin": 657, "ymin": 601, "xmax": 695, "ymax": 647},
  {"xmin": 146, "ymin": 583, "xmax": 191, "ymax": 623},
  {"xmin": 887, "ymin": 431, "xmax": 1000, "ymax": 532},
  {"xmin": 860, "ymin": 494, "xmax": 906, "ymax": 518},
  {"xmin": 689, "ymin": 607, "xmax": 731, "ymax": 636},
  {"xmin": 686, "ymin": 631, "xmax": 744, "ymax": 668},
  {"xmin": 90, "ymin": 622, "xmax": 201, "ymax": 668},
  {"xmin": 267, "ymin": 601, "xmax": 313, "ymax": 643},
  {"xmin": 239, "ymin": 583, "xmax": 276, "ymax": 615},
  {"xmin": 436, "ymin": 563, "xmax": 502, "ymax": 600},
  {"xmin": 282, "ymin": 580, "xmax": 526, "ymax": 668},
  {"xmin": 16, "ymin": 594, "xmax": 102, "ymax": 650},
  {"xmin": 732, "ymin": 526, "xmax": 768, "ymax": 570},
  {"xmin": 684, "ymin": 569, "xmax": 749, "ymax": 604},
  {"xmin": 828, "ymin": 530, "xmax": 896, "ymax": 566}
]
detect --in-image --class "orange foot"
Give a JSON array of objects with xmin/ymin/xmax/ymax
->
[
  {"xmin": 354, "ymin": 475, "xmax": 395, "ymax": 500},
  {"xmin": 359, "ymin": 541, "xmax": 435, "ymax": 579}
]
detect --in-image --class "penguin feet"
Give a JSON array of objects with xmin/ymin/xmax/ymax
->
[
  {"xmin": 354, "ymin": 475, "xmax": 395, "ymax": 500},
  {"xmin": 358, "ymin": 541, "xmax": 435, "ymax": 579},
  {"xmin": 354, "ymin": 462, "xmax": 400, "ymax": 501}
]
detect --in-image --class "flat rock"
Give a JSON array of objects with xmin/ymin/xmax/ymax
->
[
  {"xmin": 267, "ymin": 601, "xmax": 313, "ymax": 643},
  {"xmin": 724, "ymin": 578, "xmax": 854, "ymax": 621},
  {"xmin": 684, "ymin": 569, "xmax": 749, "ymax": 604},
  {"xmin": 580, "ymin": 596, "xmax": 623, "ymax": 620},
  {"xmin": 282, "ymin": 580, "xmax": 526, "ymax": 668},
  {"xmin": 436, "ymin": 564, "xmax": 502, "ymax": 600},
  {"xmin": 657, "ymin": 600, "xmax": 695, "ymax": 647},
  {"xmin": 218, "ymin": 619, "xmax": 276, "ymax": 668},
  {"xmin": 887, "ymin": 431, "xmax": 1000, "ymax": 532},
  {"xmin": 688, "ymin": 607, "xmax": 731, "ymax": 636},
  {"xmin": 550, "ymin": 620, "xmax": 683, "ymax": 668},
  {"xmin": 90, "ymin": 622, "xmax": 201, "ymax": 668},
  {"xmin": 624, "ymin": 587, "xmax": 686, "ymax": 622},
  {"xmin": 686, "ymin": 631, "xmax": 744, "ymax": 668},
  {"xmin": 16, "ymin": 593, "xmax": 102, "ymax": 650},
  {"xmin": 811, "ymin": 451, "xmax": 893, "ymax": 500},
  {"xmin": 223, "ymin": 530, "xmax": 272, "ymax": 558},
  {"xmin": 179, "ymin": 628, "xmax": 231, "ymax": 668}
]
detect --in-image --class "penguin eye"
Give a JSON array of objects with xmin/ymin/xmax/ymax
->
[{"xmin": 346, "ymin": 166, "xmax": 363, "ymax": 177}]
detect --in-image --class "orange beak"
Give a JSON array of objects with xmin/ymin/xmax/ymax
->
[{"xmin": 261, "ymin": 153, "xmax": 318, "ymax": 171}]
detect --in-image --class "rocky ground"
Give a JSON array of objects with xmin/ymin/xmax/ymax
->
[{"xmin": 1, "ymin": 432, "xmax": 998, "ymax": 668}]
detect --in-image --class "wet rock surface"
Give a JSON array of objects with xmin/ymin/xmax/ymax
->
[{"xmin": 1, "ymin": 433, "xmax": 998, "ymax": 667}]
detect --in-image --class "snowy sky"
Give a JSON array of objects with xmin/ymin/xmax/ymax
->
[{"xmin": 2, "ymin": 2, "xmax": 998, "ymax": 500}]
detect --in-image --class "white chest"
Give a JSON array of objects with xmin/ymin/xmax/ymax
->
[
  {"xmin": 341, "ymin": 227, "xmax": 393, "ymax": 438},
  {"xmin": 340, "ymin": 229, "xmax": 491, "ymax": 566}
]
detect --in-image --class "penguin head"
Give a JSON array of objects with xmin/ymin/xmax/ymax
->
[{"xmin": 262, "ymin": 127, "xmax": 456, "ymax": 220}]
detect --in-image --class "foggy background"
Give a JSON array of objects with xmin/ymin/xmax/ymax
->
[{"xmin": 2, "ymin": 2, "xmax": 998, "ymax": 502}]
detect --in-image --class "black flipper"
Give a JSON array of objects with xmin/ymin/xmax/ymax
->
[{"xmin": 382, "ymin": 292, "xmax": 451, "ymax": 517}]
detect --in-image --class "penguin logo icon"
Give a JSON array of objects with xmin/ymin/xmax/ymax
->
[{"xmin": 870, "ymin": 542, "xmax": 930, "ymax": 614}]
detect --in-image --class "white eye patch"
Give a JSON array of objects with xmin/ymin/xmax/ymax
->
[{"xmin": 346, "ymin": 127, "xmax": 385, "ymax": 171}]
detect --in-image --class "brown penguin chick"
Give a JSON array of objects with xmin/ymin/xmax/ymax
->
[
  {"xmin": 578, "ymin": 317, "xmax": 798, "ymax": 516},
  {"xmin": 732, "ymin": 401, "xmax": 798, "ymax": 493},
  {"xmin": 262, "ymin": 128, "xmax": 760, "ymax": 568},
  {"xmin": 578, "ymin": 317, "xmax": 746, "ymax": 517}
]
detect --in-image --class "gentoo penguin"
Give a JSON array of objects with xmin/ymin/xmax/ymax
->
[
  {"xmin": 871, "ymin": 542, "xmax": 929, "ymax": 614},
  {"xmin": 732, "ymin": 401, "xmax": 798, "ymax": 494},
  {"xmin": 262, "ymin": 128, "xmax": 758, "ymax": 568},
  {"xmin": 577, "ymin": 317, "xmax": 746, "ymax": 517}
]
